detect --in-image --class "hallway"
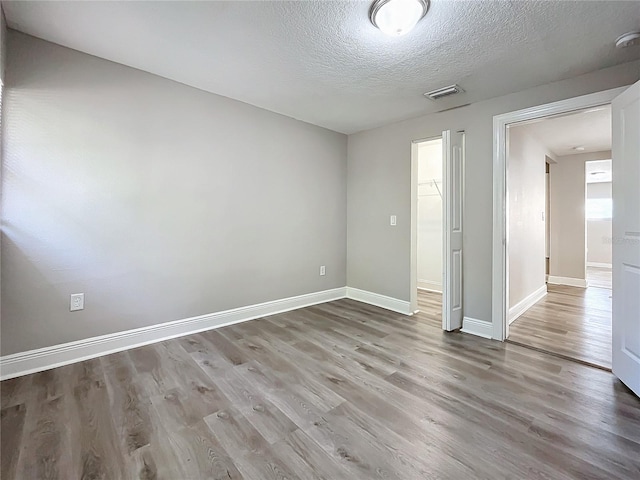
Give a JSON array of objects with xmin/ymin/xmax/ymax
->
[{"xmin": 508, "ymin": 283, "xmax": 612, "ymax": 369}]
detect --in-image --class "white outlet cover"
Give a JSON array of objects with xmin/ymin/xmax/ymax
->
[
  {"xmin": 320, "ymin": 265, "xmax": 326, "ymax": 276},
  {"xmin": 70, "ymin": 293, "xmax": 84, "ymax": 311}
]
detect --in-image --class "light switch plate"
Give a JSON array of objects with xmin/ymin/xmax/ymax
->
[
  {"xmin": 390, "ymin": 215, "xmax": 397, "ymax": 226},
  {"xmin": 70, "ymin": 293, "xmax": 84, "ymax": 312}
]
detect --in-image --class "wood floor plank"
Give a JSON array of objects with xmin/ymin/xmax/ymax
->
[
  {"xmin": 209, "ymin": 367, "xmax": 298, "ymax": 444},
  {"xmin": 202, "ymin": 406, "xmax": 303, "ymax": 480},
  {"xmin": 101, "ymin": 352, "xmax": 153, "ymax": 456},
  {"xmin": 72, "ymin": 358, "xmax": 126, "ymax": 480},
  {"xmin": 161, "ymin": 419, "xmax": 245, "ymax": 480},
  {"xmin": 587, "ymin": 266, "xmax": 612, "ymax": 289},
  {"xmin": 234, "ymin": 361, "xmax": 337, "ymax": 431},
  {"xmin": 0, "ymin": 374, "xmax": 32, "ymax": 409},
  {"xmin": 1, "ymin": 403, "xmax": 27, "ymax": 480},
  {"xmin": 270, "ymin": 428, "xmax": 351, "ymax": 480},
  {"xmin": 2, "ymin": 289, "xmax": 639, "ymax": 479},
  {"xmin": 201, "ymin": 330, "xmax": 249, "ymax": 366},
  {"xmin": 232, "ymin": 336, "xmax": 345, "ymax": 412},
  {"xmin": 15, "ymin": 396, "xmax": 71, "ymax": 480},
  {"xmin": 509, "ymin": 282, "xmax": 612, "ymax": 369}
]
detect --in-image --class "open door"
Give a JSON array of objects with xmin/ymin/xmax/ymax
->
[
  {"xmin": 442, "ymin": 130, "xmax": 464, "ymax": 331},
  {"xmin": 612, "ymin": 80, "xmax": 640, "ymax": 397}
]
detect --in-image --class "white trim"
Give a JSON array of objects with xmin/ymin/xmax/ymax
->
[
  {"xmin": 461, "ymin": 317, "xmax": 493, "ymax": 339},
  {"xmin": 346, "ymin": 287, "xmax": 412, "ymax": 315},
  {"xmin": 410, "ymin": 140, "xmax": 419, "ymax": 314},
  {"xmin": 547, "ymin": 276, "xmax": 588, "ymax": 288},
  {"xmin": 492, "ymin": 87, "xmax": 626, "ymax": 341},
  {"xmin": 442, "ymin": 129, "xmax": 452, "ymax": 331},
  {"xmin": 0, "ymin": 287, "xmax": 347, "ymax": 380},
  {"xmin": 417, "ymin": 279, "xmax": 442, "ymax": 293},
  {"xmin": 418, "ymin": 287, "xmax": 442, "ymax": 294},
  {"xmin": 508, "ymin": 284, "xmax": 547, "ymax": 324},
  {"xmin": 587, "ymin": 262, "xmax": 612, "ymax": 269}
]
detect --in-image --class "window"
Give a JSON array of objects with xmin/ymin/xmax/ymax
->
[{"xmin": 586, "ymin": 198, "xmax": 612, "ymax": 220}]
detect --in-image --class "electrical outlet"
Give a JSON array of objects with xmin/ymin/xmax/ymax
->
[
  {"xmin": 390, "ymin": 215, "xmax": 397, "ymax": 226},
  {"xmin": 320, "ymin": 265, "xmax": 326, "ymax": 276},
  {"xmin": 70, "ymin": 293, "xmax": 84, "ymax": 312}
]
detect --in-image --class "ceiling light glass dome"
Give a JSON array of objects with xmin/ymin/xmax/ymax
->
[{"xmin": 370, "ymin": 0, "xmax": 430, "ymax": 37}]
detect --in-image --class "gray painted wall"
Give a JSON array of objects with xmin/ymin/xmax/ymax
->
[
  {"xmin": 507, "ymin": 127, "xmax": 546, "ymax": 309},
  {"xmin": 347, "ymin": 62, "xmax": 639, "ymax": 324},
  {"xmin": 1, "ymin": 31, "xmax": 347, "ymax": 355},
  {"xmin": 549, "ymin": 151, "xmax": 611, "ymax": 281}
]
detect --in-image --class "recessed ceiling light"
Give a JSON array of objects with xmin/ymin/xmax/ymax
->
[
  {"xmin": 369, "ymin": 0, "xmax": 430, "ymax": 37},
  {"xmin": 573, "ymin": 146, "xmax": 586, "ymax": 151}
]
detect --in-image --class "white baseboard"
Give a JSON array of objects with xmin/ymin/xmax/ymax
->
[
  {"xmin": 461, "ymin": 317, "xmax": 493, "ymax": 339},
  {"xmin": 0, "ymin": 287, "xmax": 347, "ymax": 380},
  {"xmin": 345, "ymin": 287, "xmax": 412, "ymax": 315},
  {"xmin": 547, "ymin": 275, "xmax": 588, "ymax": 288},
  {"xmin": 587, "ymin": 262, "xmax": 612, "ymax": 269},
  {"xmin": 509, "ymin": 284, "xmax": 547, "ymax": 324},
  {"xmin": 417, "ymin": 287, "xmax": 442, "ymax": 294},
  {"xmin": 417, "ymin": 279, "xmax": 442, "ymax": 293}
]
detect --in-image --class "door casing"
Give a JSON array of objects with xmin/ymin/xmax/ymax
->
[{"xmin": 492, "ymin": 87, "xmax": 626, "ymax": 341}]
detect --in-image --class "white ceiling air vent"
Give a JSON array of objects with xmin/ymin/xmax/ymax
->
[{"xmin": 424, "ymin": 84, "xmax": 464, "ymax": 101}]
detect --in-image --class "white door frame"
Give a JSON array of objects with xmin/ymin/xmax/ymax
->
[
  {"xmin": 411, "ymin": 136, "xmax": 443, "ymax": 315},
  {"xmin": 492, "ymin": 87, "xmax": 626, "ymax": 341}
]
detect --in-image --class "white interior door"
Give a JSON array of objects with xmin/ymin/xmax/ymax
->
[
  {"xmin": 612, "ymin": 80, "xmax": 640, "ymax": 397},
  {"xmin": 442, "ymin": 130, "xmax": 464, "ymax": 331}
]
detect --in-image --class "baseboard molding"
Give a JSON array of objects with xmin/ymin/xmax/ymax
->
[
  {"xmin": 0, "ymin": 287, "xmax": 347, "ymax": 380},
  {"xmin": 417, "ymin": 279, "xmax": 442, "ymax": 293},
  {"xmin": 509, "ymin": 284, "xmax": 547, "ymax": 324},
  {"xmin": 547, "ymin": 275, "xmax": 588, "ymax": 288},
  {"xmin": 587, "ymin": 262, "xmax": 612, "ymax": 269},
  {"xmin": 345, "ymin": 287, "xmax": 412, "ymax": 316},
  {"xmin": 461, "ymin": 317, "xmax": 493, "ymax": 339}
]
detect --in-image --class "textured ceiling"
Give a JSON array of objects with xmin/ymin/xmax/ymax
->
[
  {"xmin": 3, "ymin": 1, "xmax": 640, "ymax": 134},
  {"xmin": 513, "ymin": 105, "xmax": 612, "ymax": 157}
]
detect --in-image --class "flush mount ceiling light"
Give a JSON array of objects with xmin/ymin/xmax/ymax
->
[
  {"xmin": 573, "ymin": 146, "xmax": 586, "ymax": 151},
  {"xmin": 369, "ymin": 0, "xmax": 430, "ymax": 37},
  {"xmin": 616, "ymin": 30, "xmax": 640, "ymax": 48}
]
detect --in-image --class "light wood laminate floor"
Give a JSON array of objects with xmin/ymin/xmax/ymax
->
[
  {"xmin": 417, "ymin": 289, "xmax": 442, "ymax": 326},
  {"xmin": 587, "ymin": 266, "xmax": 612, "ymax": 289},
  {"xmin": 508, "ymin": 283, "xmax": 612, "ymax": 369},
  {"xmin": 3, "ymin": 294, "xmax": 638, "ymax": 480}
]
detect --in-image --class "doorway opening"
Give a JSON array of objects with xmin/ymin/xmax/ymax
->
[
  {"xmin": 492, "ymin": 89, "xmax": 623, "ymax": 370},
  {"xmin": 410, "ymin": 130, "xmax": 465, "ymax": 333},
  {"xmin": 585, "ymin": 159, "xmax": 613, "ymax": 289},
  {"xmin": 415, "ymin": 137, "xmax": 443, "ymax": 327}
]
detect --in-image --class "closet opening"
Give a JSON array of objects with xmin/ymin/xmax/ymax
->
[{"xmin": 414, "ymin": 137, "xmax": 444, "ymax": 326}]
